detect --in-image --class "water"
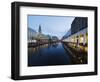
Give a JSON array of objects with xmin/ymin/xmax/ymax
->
[{"xmin": 28, "ymin": 42, "xmax": 87, "ymax": 66}]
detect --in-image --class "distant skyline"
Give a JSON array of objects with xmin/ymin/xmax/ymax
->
[{"xmin": 28, "ymin": 15, "xmax": 75, "ymax": 39}]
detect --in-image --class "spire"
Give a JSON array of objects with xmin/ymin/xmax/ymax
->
[{"xmin": 38, "ymin": 25, "xmax": 42, "ymax": 34}]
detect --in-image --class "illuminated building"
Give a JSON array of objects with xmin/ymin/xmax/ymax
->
[{"xmin": 62, "ymin": 17, "xmax": 88, "ymax": 52}]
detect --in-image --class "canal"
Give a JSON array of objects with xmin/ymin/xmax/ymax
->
[{"xmin": 28, "ymin": 42, "xmax": 87, "ymax": 66}]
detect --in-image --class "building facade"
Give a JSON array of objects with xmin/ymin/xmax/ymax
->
[
  {"xmin": 28, "ymin": 27, "xmax": 37, "ymax": 43},
  {"xmin": 71, "ymin": 17, "xmax": 87, "ymax": 35},
  {"xmin": 62, "ymin": 17, "xmax": 88, "ymax": 52},
  {"xmin": 62, "ymin": 29, "xmax": 71, "ymax": 39}
]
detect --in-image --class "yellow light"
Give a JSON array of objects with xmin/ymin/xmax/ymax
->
[{"xmin": 80, "ymin": 36, "xmax": 84, "ymax": 43}]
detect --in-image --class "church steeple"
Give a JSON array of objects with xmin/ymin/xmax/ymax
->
[{"xmin": 38, "ymin": 25, "xmax": 42, "ymax": 34}]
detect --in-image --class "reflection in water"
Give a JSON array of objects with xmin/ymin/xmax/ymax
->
[
  {"xmin": 28, "ymin": 42, "xmax": 87, "ymax": 66},
  {"xmin": 28, "ymin": 43, "xmax": 58, "ymax": 55},
  {"xmin": 62, "ymin": 43, "xmax": 87, "ymax": 64}
]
